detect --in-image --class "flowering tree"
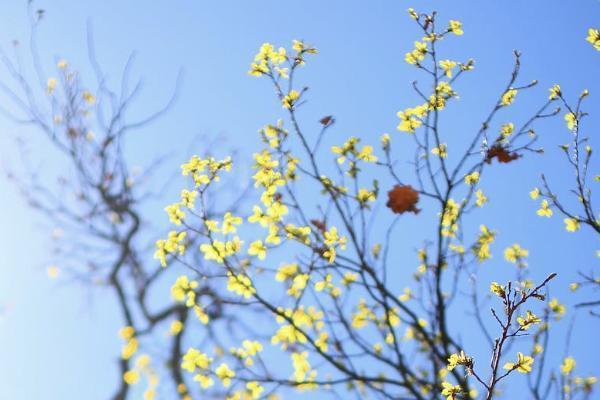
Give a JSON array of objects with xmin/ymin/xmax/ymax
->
[
  {"xmin": 1, "ymin": 5, "xmax": 246, "ymax": 400},
  {"xmin": 151, "ymin": 9, "xmax": 599, "ymax": 400},
  {"xmin": 5, "ymin": 6, "xmax": 599, "ymax": 400}
]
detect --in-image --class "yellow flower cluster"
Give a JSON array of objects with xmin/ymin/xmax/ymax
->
[
  {"xmin": 501, "ymin": 88, "xmax": 518, "ymax": 106},
  {"xmin": 586, "ymin": 28, "xmax": 600, "ymax": 51},
  {"xmin": 323, "ymin": 226, "xmax": 347, "ymax": 263},
  {"xmin": 405, "ymin": 40, "xmax": 428, "ymax": 65},
  {"xmin": 446, "ymin": 350, "xmax": 472, "ymax": 371},
  {"xmin": 464, "ymin": 171, "xmax": 479, "ymax": 185},
  {"xmin": 119, "ymin": 326, "xmax": 138, "ymax": 360},
  {"xmin": 200, "ymin": 236, "xmax": 243, "ymax": 263},
  {"xmin": 181, "ymin": 155, "xmax": 232, "ymax": 187},
  {"xmin": 259, "ymin": 119, "xmax": 288, "ymax": 149},
  {"xmin": 397, "ymin": 104, "xmax": 428, "ymax": 133},
  {"xmin": 181, "ymin": 348, "xmax": 214, "ymax": 388},
  {"xmin": 154, "ymin": 230, "xmax": 186, "ymax": 267},
  {"xmin": 503, "ymin": 352, "xmax": 534, "ymax": 373},
  {"xmin": 291, "ymin": 352, "xmax": 318, "ymax": 390},
  {"xmin": 227, "ymin": 272, "xmax": 256, "ymax": 298},
  {"xmin": 517, "ymin": 310, "xmax": 541, "ymax": 330},
  {"xmin": 441, "ymin": 199, "xmax": 461, "ymax": 237},
  {"xmin": 472, "ymin": 225, "xmax": 495, "ymax": 262},
  {"xmin": 271, "ymin": 306, "xmax": 324, "ymax": 349},
  {"xmin": 248, "ymin": 40, "xmax": 317, "ymax": 78},
  {"xmin": 230, "ymin": 340, "xmax": 263, "ymax": 367},
  {"xmin": 123, "ymin": 354, "xmax": 160, "ymax": 400},
  {"xmin": 504, "ymin": 243, "xmax": 528, "ymax": 268},
  {"xmin": 351, "ymin": 298, "xmax": 377, "ymax": 329}
]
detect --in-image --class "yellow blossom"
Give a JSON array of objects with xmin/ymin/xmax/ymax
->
[
  {"xmin": 503, "ymin": 352, "xmax": 534, "ymax": 373},
  {"xmin": 439, "ymin": 60, "xmax": 457, "ymax": 78},
  {"xmin": 537, "ymin": 199, "xmax": 553, "ymax": 217},
  {"xmin": 464, "ymin": 171, "xmax": 479, "ymax": 185},
  {"xmin": 530, "ymin": 187, "xmax": 540, "ymax": 200},
  {"xmin": 501, "ymin": 88, "xmax": 517, "ymax": 106},
  {"xmin": 431, "ymin": 143, "xmax": 448, "ymax": 158},
  {"xmin": 561, "ymin": 357, "xmax": 576, "ymax": 375},
  {"xmin": 282, "ymin": 90, "xmax": 300, "ymax": 109},
  {"xmin": 586, "ymin": 28, "xmax": 600, "ymax": 51},
  {"xmin": 448, "ymin": 20, "xmax": 464, "ymax": 35},
  {"xmin": 475, "ymin": 189, "xmax": 488, "ymax": 207},
  {"xmin": 549, "ymin": 84, "xmax": 561, "ymax": 100},
  {"xmin": 441, "ymin": 381, "xmax": 462, "ymax": 400},
  {"xmin": 564, "ymin": 218, "xmax": 580, "ymax": 232}
]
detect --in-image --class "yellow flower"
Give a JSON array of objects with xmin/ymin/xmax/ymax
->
[
  {"xmin": 123, "ymin": 370, "xmax": 140, "ymax": 385},
  {"xmin": 500, "ymin": 122, "xmax": 514, "ymax": 138},
  {"xmin": 447, "ymin": 350, "xmax": 472, "ymax": 371},
  {"xmin": 215, "ymin": 363, "xmax": 235, "ymax": 387},
  {"xmin": 464, "ymin": 171, "xmax": 479, "ymax": 185},
  {"xmin": 517, "ymin": 310, "xmax": 541, "ymax": 330},
  {"xmin": 537, "ymin": 199, "xmax": 553, "ymax": 217},
  {"xmin": 565, "ymin": 112, "xmax": 577, "ymax": 130},
  {"xmin": 275, "ymin": 263, "xmax": 298, "ymax": 281},
  {"xmin": 439, "ymin": 60, "xmax": 457, "ymax": 78},
  {"xmin": 549, "ymin": 298, "xmax": 566, "ymax": 320},
  {"xmin": 561, "ymin": 357, "xmax": 576, "ymax": 375},
  {"xmin": 169, "ymin": 320, "xmax": 184, "ymax": 335},
  {"xmin": 180, "ymin": 189, "xmax": 197, "ymax": 209},
  {"xmin": 564, "ymin": 218, "xmax": 580, "ymax": 232},
  {"xmin": 248, "ymin": 240, "xmax": 267, "ymax": 260},
  {"xmin": 586, "ymin": 28, "xmax": 600, "ymax": 51},
  {"xmin": 503, "ymin": 352, "xmax": 534, "ymax": 373},
  {"xmin": 82, "ymin": 90, "xmax": 96, "ymax": 104},
  {"xmin": 405, "ymin": 41, "xmax": 428, "ymax": 65},
  {"xmin": 342, "ymin": 272, "xmax": 358, "ymax": 286},
  {"xmin": 380, "ymin": 133, "xmax": 391, "ymax": 149},
  {"xmin": 529, "ymin": 187, "xmax": 540, "ymax": 200},
  {"xmin": 282, "ymin": 90, "xmax": 300, "ymax": 109},
  {"xmin": 472, "ymin": 224, "xmax": 495, "ymax": 262},
  {"xmin": 165, "ymin": 203, "xmax": 185, "ymax": 225},
  {"xmin": 490, "ymin": 282, "xmax": 506, "ymax": 298},
  {"xmin": 407, "ymin": 8, "xmax": 418, "ymax": 20},
  {"xmin": 246, "ymin": 381, "xmax": 264, "ymax": 399},
  {"xmin": 47, "ymin": 77, "xmax": 57, "ymax": 93},
  {"xmin": 397, "ymin": 104, "xmax": 428, "ymax": 132},
  {"xmin": 181, "ymin": 348, "xmax": 212, "ymax": 373},
  {"xmin": 171, "ymin": 275, "xmax": 199, "ymax": 306},
  {"xmin": 431, "ymin": 143, "xmax": 448, "ymax": 158},
  {"xmin": 398, "ymin": 287, "xmax": 412, "ymax": 302},
  {"xmin": 475, "ymin": 189, "xmax": 488, "ymax": 207},
  {"xmin": 357, "ymin": 188, "xmax": 376, "ymax": 204},
  {"xmin": 194, "ymin": 374, "xmax": 214, "ymax": 389},
  {"xmin": 549, "ymin": 84, "xmax": 561, "ymax": 100},
  {"xmin": 121, "ymin": 337, "xmax": 138, "ymax": 360},
  {"xmin": 448, "ymin": 20, "xmax": 464, "ymax": 35},
  {"xmin": 47, "ymin": 265, "xmax": 59, "ymax": 279},
  {"xmin": 441, "ymin": 381, "xmax": 462, "ymax": 400},
  {"xmin": 222, "ymin": 212, "xmax": 242, "ymax": 234},
  {"xmin": 501, "ymin": 88, "xmax": 517, "ymax": 106},
  {"xmin": 504, "ymin": 243, "xmax": 528, "ymax": 268},
  {"xmin": 227, "ymin": 272, "xmax": 256, "ymax": 298}
]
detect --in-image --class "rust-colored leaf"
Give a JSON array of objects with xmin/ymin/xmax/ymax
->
[
  {"xmin": 310, "ymin": 219, "xmax": 327, "ymax": 233},
  {"xmin": 386, "ymin": 185, "xmax": 420, "ymax": 214},
  {"xmin": 485, "ymin": 145, "xmax": 520, "ymax": 164},
  {"xmin": 319, "ymin": 116, "xmax": 334, "ymax": 126}
]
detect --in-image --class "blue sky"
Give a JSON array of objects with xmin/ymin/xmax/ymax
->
[{"xmin": 0, "ymin": 0, "xmax": 598, "ymax": 399}]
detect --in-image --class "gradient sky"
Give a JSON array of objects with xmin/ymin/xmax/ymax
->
[{"xmin": 0, "ymin": 1, "xmax": 598, "ymax": 399}]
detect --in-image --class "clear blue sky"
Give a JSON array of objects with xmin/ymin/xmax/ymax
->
[{"xmin": 0, "ymin": 1, "xmax": 598, "ymax": 399}]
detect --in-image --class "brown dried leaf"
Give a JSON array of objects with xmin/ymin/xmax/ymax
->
[{"xmin": 386, "ymin": 185, "xmax": 420, "ymax": 214}]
